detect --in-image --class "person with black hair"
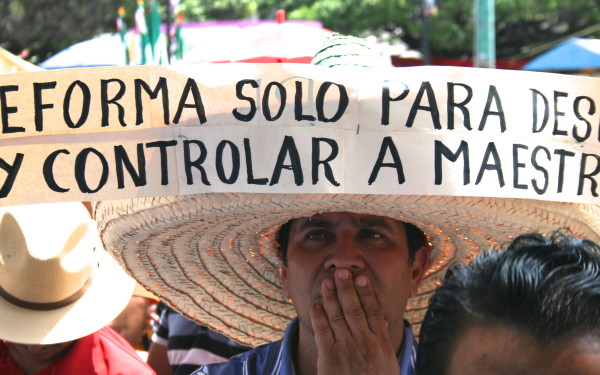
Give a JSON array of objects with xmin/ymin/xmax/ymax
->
[{"xmin": 416, "ymin": 230, "xmax": 600, "ymax": 375}]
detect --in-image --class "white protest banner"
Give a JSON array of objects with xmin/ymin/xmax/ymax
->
[{"xmin": 0, "ymin": 63, "xmax": 598, "ymax": 206}]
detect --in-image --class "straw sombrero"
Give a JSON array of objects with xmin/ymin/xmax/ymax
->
[
  {"xmin": 93, "ymin": 35, "xmax": 600, "ymax": 347},
  {"xmin": 94, "ymin": 194, "xmax": 600, "ymax": 347},
  {"xmin": 0, "ymin": 202, "xmax": 134, "ymax": 345}
]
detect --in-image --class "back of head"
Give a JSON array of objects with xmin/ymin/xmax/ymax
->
[{"xmin": 417, "ymin": 230, "xmax": 600, "ymax": 375}]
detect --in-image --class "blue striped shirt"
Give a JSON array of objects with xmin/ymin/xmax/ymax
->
[
  {"xmin": 153, "ymin": 307, "xmax": 250, "ymax": 374},
  {"xmin": 192, "ymin": 318, "xmax": 417, "ymax": 375}
]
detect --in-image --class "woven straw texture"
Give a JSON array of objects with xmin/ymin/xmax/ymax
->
[{"xmin": 95, "ymin": 193, "xmax": 600, "ymax": 347}]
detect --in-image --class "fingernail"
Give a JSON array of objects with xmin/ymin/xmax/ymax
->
[
  {"xmin": 325, "ymin": 279, "xmax": 335, "ymax": 290},
  {"xmin": 313, "ymin": 301, "xmax": 321, "ymax": 310},
  {"xmin": 356, "ymin": 275, "xmax": 368, "ymax": 287},
  {"xmin": 338, "ymin": 269, "xmax": 350, "ymax": 280}
]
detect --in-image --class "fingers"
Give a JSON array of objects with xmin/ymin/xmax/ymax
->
[
  {"xmin": 309, "ymin": 299, "xmax": 335, "ymax": 349},
  {"xmin": 310, "ymin": 270, "xmax": 398, "ymax": 375},
  {"xmin": 330, "ymin": 269, "xmax": 367, "ymax": 337},
  {"xmin": 316, "ymin": 272, "xmax": 350, "ymax": 343},
  {"xmin": 316, "ymin": 269, "xmax": 386, "ymax": 339},
  {"xmin": 354, "ymin": 275, "xmax": 387, "ymax": 335}
]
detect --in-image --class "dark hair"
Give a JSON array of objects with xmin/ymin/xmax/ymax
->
[
  {"xmin": 276, "ymin": 218, "xmax": 426, "ymax": 266},
  {"xmin": 416, "ymin": 230, "xmax": 600, "ymax": 375}
]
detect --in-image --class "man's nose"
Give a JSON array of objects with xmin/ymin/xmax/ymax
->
[{"xmin": 323, "ymin": 235, "xmax": 365, "ymax": 271}]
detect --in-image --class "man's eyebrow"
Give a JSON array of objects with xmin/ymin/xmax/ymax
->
[
  {"xmin": 297, "ymin": 219, "xmax": 334, "ymax": 231},
  {"xmin": 296, "ymin": 217, "xmax": 397, "ymax": 231},
  {"xmin": 356, "ymin": 218, "xmax": 395, "ymax": 230}
]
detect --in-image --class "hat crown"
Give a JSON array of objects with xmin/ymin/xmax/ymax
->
[{"xmin": 0, "ymin": 203, "xmax": 97, "ymax": 306}]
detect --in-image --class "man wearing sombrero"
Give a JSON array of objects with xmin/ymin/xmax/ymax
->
[
  {"xmin": 0, "ymin": 202, "xmax": 155, "ymax": 375},
  {"xmin": 93, "ymin": 36, "xmax": 600, "ymax": 375},
  {"xmin": 97, "ymin": 198, "xmax": 433, "ymax": 375}
]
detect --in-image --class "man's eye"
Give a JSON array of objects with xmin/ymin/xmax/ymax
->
[
  {"xmin": 363, "ymin": 231, "xmax": 384, "ymax": 239},
  {"xmin": 305, "ymin": 231, "xmax": 328, "ymax": 240}
]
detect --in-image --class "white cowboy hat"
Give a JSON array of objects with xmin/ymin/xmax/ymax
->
[{"xmin": 0, "ymin": 202, "xmax": 134, "ymax": 345}]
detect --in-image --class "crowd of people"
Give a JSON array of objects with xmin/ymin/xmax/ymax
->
[
  {"xmin": 2, "ymin": 34, "xmax": 600, "ymax": 375},
  {"xmin": 2, "ymin": 201, "xmax": 600, "ymax": 375}
]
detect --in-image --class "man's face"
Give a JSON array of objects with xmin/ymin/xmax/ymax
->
[
  {"xmin": 448, "ymin": 323, "xmax": 600, "ymax": 375},
  {"xmin": 8, "ymin": 340, "xmax": 74, "ymax": 365},
  {"xmin": 281, "ymin": 212, "xmax": 428, "ymax": 343}
]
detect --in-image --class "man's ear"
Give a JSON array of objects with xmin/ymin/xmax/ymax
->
[{"xmin": 409, "ymin": 245, "xmax": 431, "ymax": 297}]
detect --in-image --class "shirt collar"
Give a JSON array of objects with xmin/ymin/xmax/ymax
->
[
  {"xmin": 278, "ymin": 317, "xmax": 299, "ymax": 375},
  {"xmin": 398, "ymin": 319, "xmax": 417, "ymax": 375}
]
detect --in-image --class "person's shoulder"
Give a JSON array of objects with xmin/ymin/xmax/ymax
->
[
  {"xmin": 97, "ymin": 325, "xmax": 137, "ymax": 348},
  {"xmin": 191, "ymin": 341, "xmax": 281, "ymax": 375},
  {"xmin": 95, "ymin": 326, "xmax": 157, "ymax": 374}
]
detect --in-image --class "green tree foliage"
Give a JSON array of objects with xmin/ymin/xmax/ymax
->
[
  {"xmin": 0, "ymin": 0, "xmax": 125, "ymax": 63},
  {"xmin": 495, "ymin": 0, "xmax": 600, "ymax": 57},
  {"xmin": 283, "ymin": 0, "xmax": 600, "ymax": 58},
  {"xmin": 178, "ymin": 0, "xmax": 258, "ymax": 20}
]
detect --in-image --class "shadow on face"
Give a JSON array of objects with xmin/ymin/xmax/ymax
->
[{"xmin": 8, "ymin": 339, "xmax": 75, "ymax": 370}]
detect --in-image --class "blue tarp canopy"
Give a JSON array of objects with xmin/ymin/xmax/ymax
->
[{"xmin": 522, "ymin": 37, "xmax": 600, "ymax": 72}]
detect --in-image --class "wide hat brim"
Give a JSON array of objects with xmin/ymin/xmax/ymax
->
[
  {"xmin": 0, "ymin": 248, "xmax": 134, "ymax": 345},
  {"xmin": 95, "ymin": 193, "xmax": 600, "ymax": 347}
]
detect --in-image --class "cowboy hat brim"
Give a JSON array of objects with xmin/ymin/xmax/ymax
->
[{"xmin": 0, "ymin": 248, "xmax": 134, "ymax": 345}]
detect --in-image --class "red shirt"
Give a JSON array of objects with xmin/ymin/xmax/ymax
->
[{"xmin": 0, "ymin": 326, "xmax": 155, "ymax": 375}]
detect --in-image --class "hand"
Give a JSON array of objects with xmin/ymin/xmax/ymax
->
[{"xmin": 309, "ymin": 268, "xmax": 400, "ymax": 375}]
